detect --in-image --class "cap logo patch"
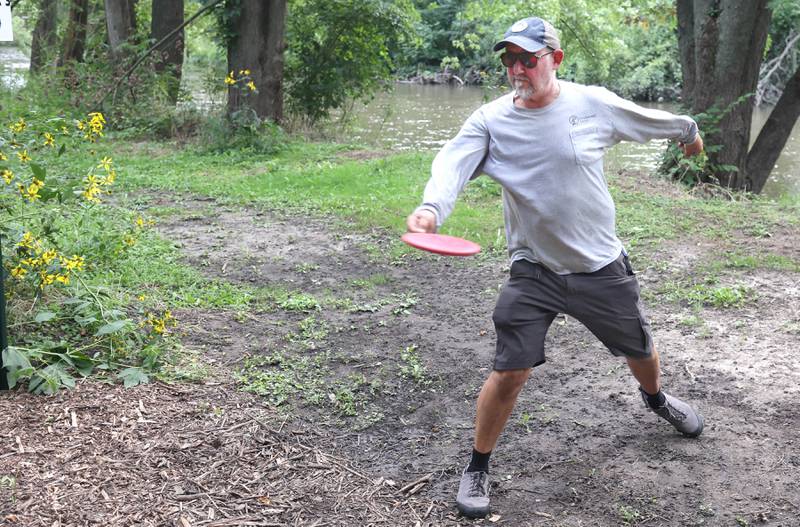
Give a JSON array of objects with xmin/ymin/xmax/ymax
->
[{"xmin": 511, "ymin": 20, "xmax": 528, "ymax": 32}]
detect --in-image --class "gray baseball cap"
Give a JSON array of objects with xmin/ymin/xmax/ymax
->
[{"xmin": 493, "ymin": 17, "xmax": 560, "ymax": 53}]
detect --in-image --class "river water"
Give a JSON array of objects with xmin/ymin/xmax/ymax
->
[
  {"xmin": 2, "ymin": 46, "xmax": 797, "ymax": 197},
  {"xmin": 347, "ymin": 84, "xmax": 800, "ymax": 199}
]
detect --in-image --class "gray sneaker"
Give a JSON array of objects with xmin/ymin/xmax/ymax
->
[
  {"xmin": 640, "ymin": 387, "xmax": 704, "ymax": 437},
  {"xmin": 456, "ymin": 467, "xmax": 490, "ymax": 518}
]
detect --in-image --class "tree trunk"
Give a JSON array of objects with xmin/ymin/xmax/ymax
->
[
  {"xmin": 151, "ymin": 0, "xmax": 184, "ymax": 104},
  {"xmin": 226, "ymin": 0, "xmax": 287, "ymax": 122},
  {"xmin": 104, "ymin": 0, "xmax": 138, "ymax": 59},
  {"xmin": 676, "ymin": 0, "xmax": 772, "ymax": 190},
  {"xmin": 746, "ymin": 65, "xmax": 800, "ymax": 193},
  {"xmin": 30, "ymin": 0, "xmax": 59, "ymax": 74},
  {"xmin": 60, "ymin": 0, "xmax": 89, "ymax": 65},
  {"xmin": 675, "ymin": 0, "xmax": 694, "ymax": 106}
]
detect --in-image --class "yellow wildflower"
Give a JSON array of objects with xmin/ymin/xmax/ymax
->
[
  {"xmin": 137, "ymin": 294, "xmax": 146, "ymax": 301},
  {"xmin": 98, "ymin": 157, "xmax": 113, "ymax": 171},
  {"xmin": 43, "ymin": 132, "xmax": 55, "ymax": 147},
  {"xmin": 39, "ymin": 272, "xmax": 57, "ymax": 287},
  {"xmin": 76, "ymin": 120, "xmax": 86, "ymax": 131},
  {"xmin": 60, "ymin": 125, "xmax": 70, "ymax": 135},
  {"xmin": 19, "ymin": 178, "xmax": 43, "ymax": 202},
  {"xmin": 247, "ymin": 81, "xmax": 257, "ymax": 91},
  {"xmin": 239, "ymin": 69, "xmax": 251, "ymax": 76},
  {"xmin": 18, "ymin": 232, "xmax": 38, "ymax": 250},
  {"xmin": 123, "ymin": 234, "xmax": 136, "ymax": 246},
  {"xmin": 41, "ymin": 249, "xmax": 58, "ymax": 265},
  {"xmin": 225, "ymin": 71, "xmax": 236, "ymax": 85},
  {"xmin": 136, "ymin": 216, "xmax": 145, "ymax": 228},
  {"xmin": 83, "ymin": 185, "xmax": 102, "ymax": 203},
  {"xmin": 55, "ymin": 274, "xmax": 70, "ymax": 285},
  {"xmin": 2, "ymin": 169, "xmax": 13, "ymax": 184},
  {"xmin": 9, "ymin": 118, "xmax": 26, "ymax": 134},
  {"xmin": 0, "ymin": 151, "xmax": 7, "ymax": 161},
  {"xmin": 11, "ymin": 266, "xmax": 27, "ymax": 279},
  {"xmin": 17, "ymin": 150, "xmax": 31, "ymax": 163},
  {"xmin": 61, "ymin": 255, "xmax": 84, "ymax": 271}
]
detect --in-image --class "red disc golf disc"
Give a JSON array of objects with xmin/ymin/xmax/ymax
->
[{"xmin": 401, "ymin": 232, "xmax": 481, "ymax": 257}]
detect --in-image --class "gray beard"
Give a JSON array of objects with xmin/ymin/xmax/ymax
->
[{"xmin": 513, "ymin": 79, "xmax": 534, "ymax": 100}]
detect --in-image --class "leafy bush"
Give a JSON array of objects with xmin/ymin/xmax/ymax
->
[
  {"xmin": 0, "ymin": 110, "xmax": 175, "ymax": 393},
  {"xmin": 284, "ymin": 0, "xmax": 418, "ymax": 123}
]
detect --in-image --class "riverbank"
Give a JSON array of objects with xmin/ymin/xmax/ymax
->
[{"xmin": 2, "ymin": 139, "xmax": 799, "ymax": 525}]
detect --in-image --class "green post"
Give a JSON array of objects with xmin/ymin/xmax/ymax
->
[{"xmin": 0, "ymin": 233, "xmax": 9, "ymax": 390}]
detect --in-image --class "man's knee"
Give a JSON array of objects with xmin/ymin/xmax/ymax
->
[{"xmin": 489, "ymin": 368, "xmax": 531, "ymax": 397}]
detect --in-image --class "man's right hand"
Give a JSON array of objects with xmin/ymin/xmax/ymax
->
[{"xmin": 406, "ymin": 209, "xmax": 437, "ymax": 233}]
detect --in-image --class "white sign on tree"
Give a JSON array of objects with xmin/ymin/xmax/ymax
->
[{"xmin": 0, "ymin": 1, "xmax": 13, "ymax": 42}]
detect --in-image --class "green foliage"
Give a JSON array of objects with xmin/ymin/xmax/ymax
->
[
  {"xmin": 284, "ymin": 0, "xmax": 418, "ymax": 123},
  {"xmin": 659, "ymin": 94, "xmax": 752, "ymax": 187},
  {"xmin": 399, "ymin": 344, "xmax": 427, "ymax": 384},
  {"xmin": 0, "ymin": 108, "xmax": 183, "ymax": 392}
]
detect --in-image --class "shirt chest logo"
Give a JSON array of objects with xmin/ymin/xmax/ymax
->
[{"xmin": 569, "ymin": 113, "xmax": 597, "ymax": 126}]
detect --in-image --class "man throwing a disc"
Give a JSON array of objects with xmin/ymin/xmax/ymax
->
[{"xmin": 405, "ymin": 16, "xmax": 705, "ymax": 518}]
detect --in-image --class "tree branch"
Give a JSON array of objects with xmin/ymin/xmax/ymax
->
[
  {"xmin": 95, "ymin": 0, "xmax": 225, "ymax": 107},
  {"xmin": 756, "ymin": 30, "xmax": 800, "ymax": 105}
]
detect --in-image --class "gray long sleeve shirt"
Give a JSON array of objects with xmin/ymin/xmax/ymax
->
[{"xmin": 417, "ymin": 81, "xmax": 698, "ymax": 274}]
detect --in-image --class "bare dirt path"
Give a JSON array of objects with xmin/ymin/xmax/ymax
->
[{"xmin": 3, "ymin": 184, "xmax": 799, "ymax": 527}]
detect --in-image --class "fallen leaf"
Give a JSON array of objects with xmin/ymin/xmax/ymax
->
[{"xmin": 488, "ymin": 514, "xmax": 501, "ymax": 522}]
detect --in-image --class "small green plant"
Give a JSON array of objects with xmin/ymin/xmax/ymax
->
[
  {"xmin": 285, "ymin": 316, "xmax": 329, "ymax": 349},
  {"xmin": 0, "ymin": 475, "xmax": 16, "ymax": 503},
  {"xmin": 678, "ymin": 314, "xmax": 705, "ymax": 329},
  {"xmin": 279, "ymin": 292, "xmax": 321, "ymax": 312},
  {"xmin": 519, "ymin": 411, "xmax": 533, "ymax": 433},
  {"xmin": 294, "ymin": 262, "xmax": 319, "ymax": 274},
  {"xmin": 399, "ymin": 344, "xmax": 427, "ymax": 384},
  {"xmin": 392, "ymin": 291, "xmax": 418, "ymax": 316},
  {"xmin": 617, "ymin": 504, "xmax": 642, "ymax": 525}
]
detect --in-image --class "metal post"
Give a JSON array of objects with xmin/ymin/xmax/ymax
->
[{"xmin": 0, "ymin": 233, "xmax": 9, "ymax": 390}]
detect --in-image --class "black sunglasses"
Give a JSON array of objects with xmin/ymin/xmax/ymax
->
[{"xmin": 500, "ymin": 50, "xmax": 555, "ymax": 69}]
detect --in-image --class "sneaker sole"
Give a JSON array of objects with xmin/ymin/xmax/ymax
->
[{"xmin": 457, "ymin": 503, "xmax": 490, "ymax": 518}]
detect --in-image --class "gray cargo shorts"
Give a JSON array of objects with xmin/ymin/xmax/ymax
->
[{"xmin": 492, "ymin": 251, "xmax": 653, "ymax": 370}]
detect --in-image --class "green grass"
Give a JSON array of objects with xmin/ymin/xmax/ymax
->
[{"xmin": 111, "ymin": 139, "xmax": 800, "ymax": 266}]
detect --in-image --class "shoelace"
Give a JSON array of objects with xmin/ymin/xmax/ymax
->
[
  {"xmin": 664, "ymin": 401, "xmax": 687, "ymax": 421},
  {"xmin": 469, "ymin": 471, "xmax": 487, "ymax": 496}
]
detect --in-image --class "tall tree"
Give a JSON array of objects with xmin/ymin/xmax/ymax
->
[
  {"xmin": 105, "ymin": 0, "xmax": 138, "ymax": 60},
  {"xmin": 225, "ymin": 0, "xmax": 287, "ymax": 122},
  {"xmin": 60, "ymin": 0, "xmax": 90, "ymax": 66},
  {"xmin": 677, "ymin": 0, "xmax": 799, "ymax": 192},
  {"xmin": 151, "ymin": 0, "xmax": 184, "ymax": 103},
  {"xmin": 29, "ymin": 0, "xmax": 59, "ymax": 74}
]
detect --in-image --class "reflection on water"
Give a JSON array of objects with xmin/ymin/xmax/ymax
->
[
  {"xmin": 0, "ymin": 45, "xmax": 28, "ymax": 89},
  {"xmin": 349, "ymin": 84, "xmax": 800, "ymax": 198}
]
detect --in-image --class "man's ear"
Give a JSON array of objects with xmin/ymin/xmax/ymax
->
[{"xmin": 553, "ymin": 49, "xmax": 564, "ymax": 67}]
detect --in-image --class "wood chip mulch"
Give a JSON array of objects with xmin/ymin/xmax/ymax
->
[{"xmin": 0, "ymin": 380, "xmax": 453, "ymax": 526}]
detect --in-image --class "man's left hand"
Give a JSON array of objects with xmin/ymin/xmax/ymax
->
[{"xmin": 680, "ymin": 134, "xmax": 704, "ymax": 157}]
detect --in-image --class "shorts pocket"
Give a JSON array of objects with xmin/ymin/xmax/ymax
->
[{"xmin": 510, "ymin": 260, "xmax": 541, "ymax": 280}]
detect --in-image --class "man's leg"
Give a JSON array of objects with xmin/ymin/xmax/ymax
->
[
  {"xmin": 626, "ymin": 345, "xmax": 661, "ymax": 395},
  {"xmin": 457, "ymin": 368, "xmax": 531, "ymax": 518},
  {"xmin": 474, "ymin": 368, "xmax": 532, "ymax": 452},
  {"xmin": 626, "ymin": 345, "xmax": 704, "ymax": 437}
]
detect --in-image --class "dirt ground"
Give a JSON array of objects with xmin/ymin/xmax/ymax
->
[{"xmin": 2, "ymin": 176, "xmax": 799, "ymax": 527}]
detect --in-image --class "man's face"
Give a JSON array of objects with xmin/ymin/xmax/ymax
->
[{"xmin": 504, "ymin": 44, "xmax": 559, "ymax": 100}]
